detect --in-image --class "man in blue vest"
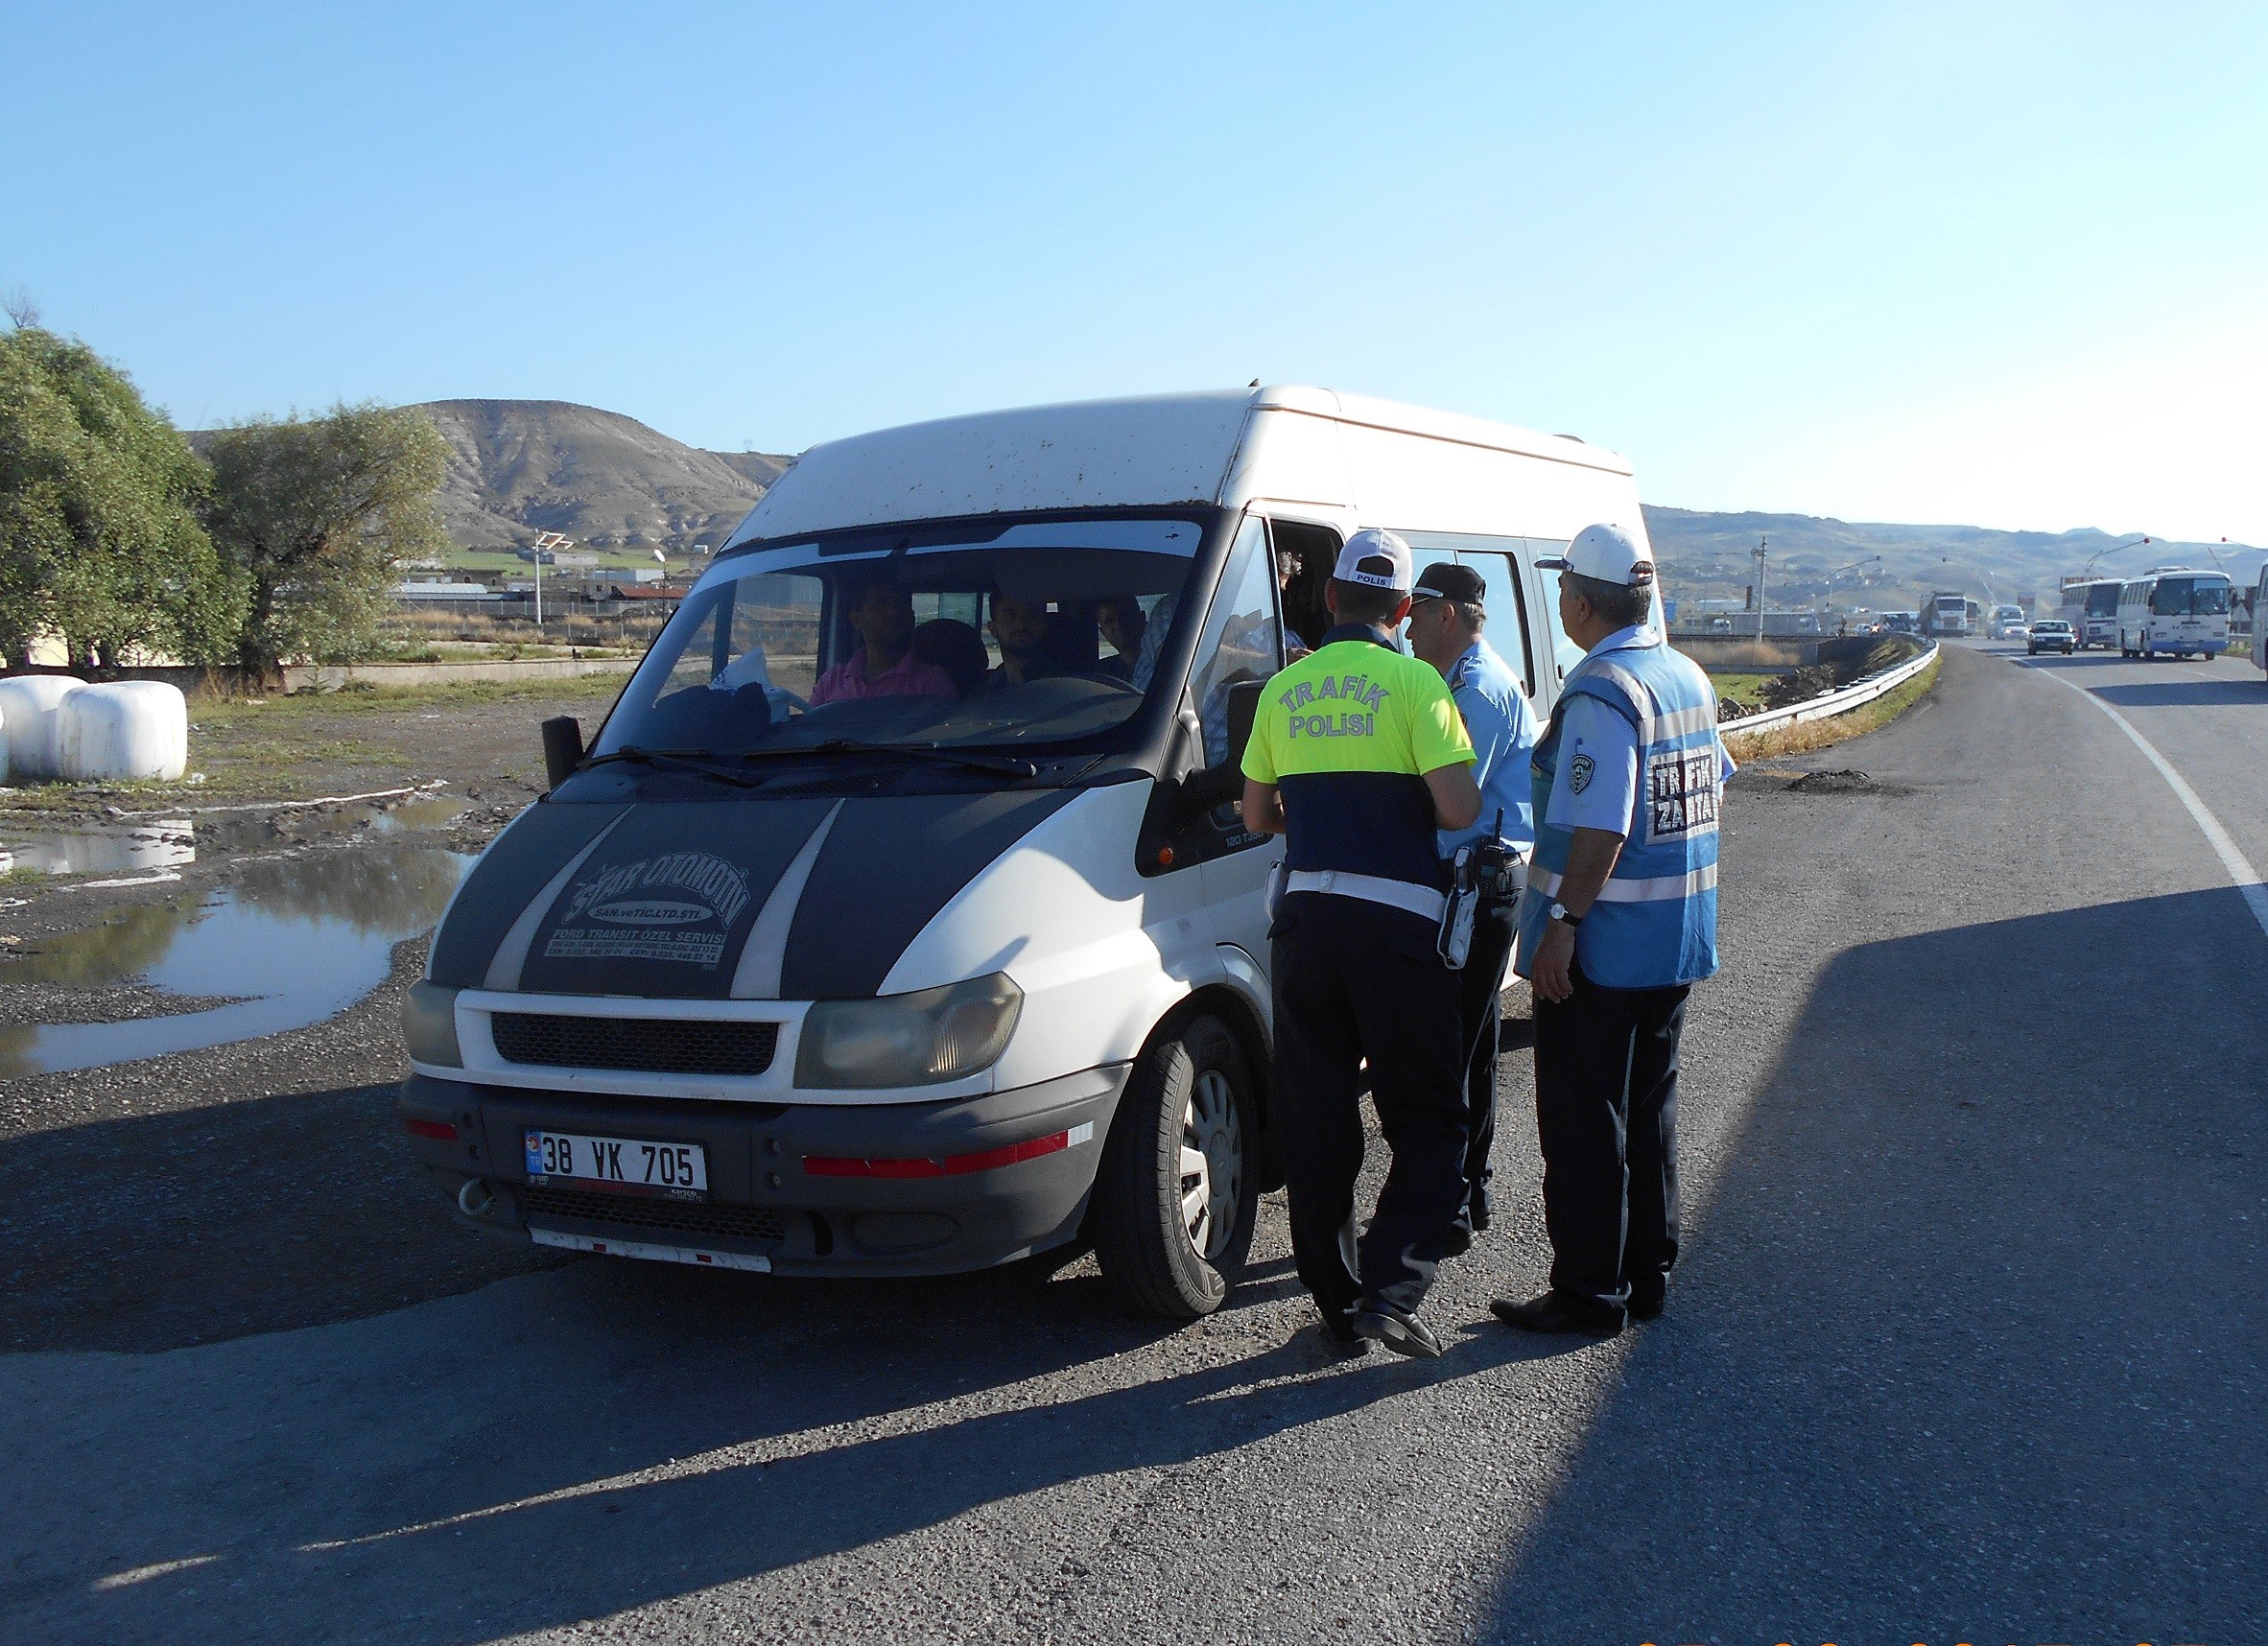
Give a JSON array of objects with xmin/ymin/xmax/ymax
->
[
  {"xmin": 1242, "ymin": 529, "xmax": 1481, "ymax": 1359},
  {"xmin": 1493, "ymin": 523, "xmax": 1732, "ymax": 1336},
  {"xmin": 1405, "ymin": 561, "xmax": 1539, "ymax": 1253}
]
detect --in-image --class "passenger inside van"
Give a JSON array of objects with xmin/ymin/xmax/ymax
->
[
  {"xmin": 1095, "ymin": 597, "xmax": 1146, "ymax": 681},
  {"xmin": 981, "ymin": 593, "xmax": 1061, "ymax": 693},
  {"xmin": 810, "ymin": 576, "xmax": 959, "ymax": 705}
]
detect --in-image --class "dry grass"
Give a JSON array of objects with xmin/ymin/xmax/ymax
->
[{"xmin": 1723, "ymin": 654, "xmax": 1941, "ymax": 762}]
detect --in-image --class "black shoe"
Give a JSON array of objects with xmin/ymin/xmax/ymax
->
[
  {"xmin": 1490, "ymin": 1290, "xmax": 1623, "ymax": 1336},
  {"xmin": 1353, "ymin": 1300, "xmax": 1446, "ymax": 1359},
  {"xmin": 1439, "ymin": 1223, "xmax": 1475, "ymax": 1259},
  {"xmin": 1315, "ymin": 1312, "xmax": 1371, "ymax": 1358},
  {"xmin": 1469, "ymin": 1187, "xmax": 1493, "ymax": 1233},
  {"xmin": 1627, "ymin": 1284, "xmax": 1666, "ymax": 1323}
]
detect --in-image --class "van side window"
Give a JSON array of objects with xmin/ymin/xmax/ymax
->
[
  {"xmin": 1399, "ymin": 529, "xmax": 1557, "ymax": 694},
  {"xmin": 1454, "ymin": 552, "xmax": 1537, "ymax": 694},
  {"xmin": 1188, "ymin": 514, "xmax": 1285, "ymax": 766},
  {"xmin": 1530, "ymin": 547, "xmax": 1590, "ymax": 682},
  {"xmin": 1264, "ymin": 519, "xmax": 1339, "ymax": 651}
]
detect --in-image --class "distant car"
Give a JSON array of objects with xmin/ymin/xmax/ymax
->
[{"xmin": 2027, "ymin": 619, "xmax": 2076, "ymax": 655}]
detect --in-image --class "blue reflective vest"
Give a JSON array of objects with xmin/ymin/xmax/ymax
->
[{"xmin": 1516, "ymin": 631, "xmax": 1726, "ymax": 989}]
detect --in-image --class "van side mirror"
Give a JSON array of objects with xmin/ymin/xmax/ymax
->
[{"xmin": 541, "ymin": 716, "xmax": 584, "ymax": 791}]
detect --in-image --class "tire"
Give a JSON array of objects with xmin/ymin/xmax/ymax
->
[{"xmin": 1090, "ymin": 1014, "xmax": 1258, "ymax": 1319}]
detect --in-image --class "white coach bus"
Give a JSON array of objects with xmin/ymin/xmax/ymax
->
[
  {"xmin": 2116, "ymin": 567, "xmax": 2233, "ymax": 660},
  {"xmin": 2056, "ymin": 578, "xmax": 2122, "ymax": 649},
  {"xmin": 2256, "ymin": 565, "xmax": 2268, "ymax": 680}
]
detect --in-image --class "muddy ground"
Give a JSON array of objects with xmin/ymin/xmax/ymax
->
[{"xmin": 0, "ymin": 679, "xmax": 632, "ymax": 1352}]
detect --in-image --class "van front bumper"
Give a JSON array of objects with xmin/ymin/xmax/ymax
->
[{"xmin": 398, "ymin": 1065, "xmax": 1129, "ymax": 1278}]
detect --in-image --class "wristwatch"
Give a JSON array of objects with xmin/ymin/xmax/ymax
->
[{"xmin": 1547, "ymin": 902, "xmax": 1582, "ymax": 929}]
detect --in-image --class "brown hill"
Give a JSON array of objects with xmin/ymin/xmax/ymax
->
[{"xmin": 411, "ymin": 399, "xmax": 792, "ymax": 551}]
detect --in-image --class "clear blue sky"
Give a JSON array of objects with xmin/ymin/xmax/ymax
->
[{"xmin": 8, "ymin": 3, "xmax": 2264, "ymax": 540}]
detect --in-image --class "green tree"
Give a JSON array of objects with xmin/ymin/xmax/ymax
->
[
  {"xmin": 0, "ymin": 322, "xmax": 238, "ymax": 670},
  {"xmin": 201, "ymin": 403, "xmax": 448, "ymax": 682}
]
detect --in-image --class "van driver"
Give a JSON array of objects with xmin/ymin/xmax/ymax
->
[{"xmin": 982, "ymin": 593, "xmax": 1057, "ymax": 692}]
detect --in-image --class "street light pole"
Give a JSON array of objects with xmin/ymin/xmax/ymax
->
[
  {"xmin": 2079, "ymin": 536, "xmax": 2150, "ymax": 579},
  {"xmin": 1753, "ymin": 537, "xmax": 1768, "ymax": 642},
  {"xmin": 1823, "ymin": 554, "xmax": 1883, "ymax": 613}
]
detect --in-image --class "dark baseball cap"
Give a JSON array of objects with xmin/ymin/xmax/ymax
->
[{"xmin": 1410, "ymin": 562, "xmax": 1486, "ymax": 610}]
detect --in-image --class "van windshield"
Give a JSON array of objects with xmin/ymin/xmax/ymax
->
[{"xmin": 594, "ymin": 515, "xmax": 1209, "ymax": 759}]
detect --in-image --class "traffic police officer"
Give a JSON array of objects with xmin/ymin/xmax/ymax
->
[
  {"xmin": 1240, "ymin": 529, "xmax": 1481, "ymax": 1359},
  {"xmin": 1404, "ymin": 561, "xmax": 1539, "ymax": 1250},
  {"xmin": 1492, "ymin": 523, "xmax": 1732, "ymax": 1336}
]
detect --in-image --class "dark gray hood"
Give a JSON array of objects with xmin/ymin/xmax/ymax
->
[{"xmin": 429, "ymin": 789, "xmax": 1075, "ymax": 1000}]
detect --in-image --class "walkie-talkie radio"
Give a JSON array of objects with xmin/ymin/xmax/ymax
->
[{"xmin": 1439, "ymin": 810, "xmax": 1526, "ymax": 970}]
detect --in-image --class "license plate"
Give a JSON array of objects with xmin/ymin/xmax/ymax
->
[{"xmin": 524, "ymin": 1129, "xmax": 707, "ymax": 1201}]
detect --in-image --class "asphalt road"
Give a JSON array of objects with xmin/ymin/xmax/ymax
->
[{"xmin": 3, "ymin": 641, "xmax": 2261, "ymax": 1645}]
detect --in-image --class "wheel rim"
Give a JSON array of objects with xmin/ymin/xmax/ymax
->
[{"xmin": 1179, "ymin": 1068, "xmax": 1243, "ymax": 1262}]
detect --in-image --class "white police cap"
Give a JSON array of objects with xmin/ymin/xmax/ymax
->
[
  {"xmin": 1538, "ymin": 522, "xmax": 1656, "ymax": 586},
  {"xmin": 1333, "ymin": 529, "xmax": 1415, "ymax": 592}
]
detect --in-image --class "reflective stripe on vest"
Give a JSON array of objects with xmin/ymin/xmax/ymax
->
[{"xmin": 1517, "ymin": 632, "xmax": 1724, "ymax": 989}]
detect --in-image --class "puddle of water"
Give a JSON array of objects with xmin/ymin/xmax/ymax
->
[
  {"xmin": 368, "ymin": 795, "xmax": 468, "ymax": 834},
  {"xmin": 0, "ymin": 819, "xmax": 196, "ymax": 877},
  {"xmin": 0, "ymin": 791, "xmax": 467, "ymax": 880},
  {"xmin": 0, "ymin": 843, "xmax": 470, "ymax": 1077}
]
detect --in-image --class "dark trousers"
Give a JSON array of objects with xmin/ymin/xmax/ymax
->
[
  {"xmin": 1270, "ymin": 892, "xmax": 1468, "ymax": 1318},
  {"xmin": 1532, "ymin": 958, "xmax": 1689, "ymax": 1312},
  {"xmin": 1452, "ymin": 900, "xmax": 1518, "ymax": 1234}
]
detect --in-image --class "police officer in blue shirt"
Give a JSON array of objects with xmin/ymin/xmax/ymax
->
[
  {"xmin": 1493, "ymin": 523, "xmax": 1732, "ymax": 1336},
  {"xmin": 1405, "ymin": 561, "xmax": 1538, "ymax": 1251}
]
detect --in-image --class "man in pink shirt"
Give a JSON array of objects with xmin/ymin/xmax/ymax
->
[{"xmin": 809, "ymin": 577, "xmax": 958, "ymax": 705}]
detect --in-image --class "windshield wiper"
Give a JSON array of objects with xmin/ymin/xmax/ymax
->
[
  {"xmin": 803, "ymin": 739, "xmax": 1039, "ymax": 779},
  {"xmin": 580, "ymin": 746, "xmax": 767, "ymax": 788}
]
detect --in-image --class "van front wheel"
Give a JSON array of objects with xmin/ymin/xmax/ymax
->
[{"xmin": 1091, "ymin": 1015, "xmax": 1257, "ymax": 1319}]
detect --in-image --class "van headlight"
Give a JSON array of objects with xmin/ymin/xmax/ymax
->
[
  {"xmin": 795, "ymin": 974, "xmax": 1023, "ymax": 1089},
  {"xmin": 403, "ymin": 981, "xmax": 463, "ymax": 1067}
]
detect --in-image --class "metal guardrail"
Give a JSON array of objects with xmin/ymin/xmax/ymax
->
[{"xmin": 1716, "ymin": 642, "xmax": 1942, "ymax": 739}]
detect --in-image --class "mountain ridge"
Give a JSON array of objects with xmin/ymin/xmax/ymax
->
[{"xmin": 201, "ymin": 397, "xmax": 2257, "ymax": 604}]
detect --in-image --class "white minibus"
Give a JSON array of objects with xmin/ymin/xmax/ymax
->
[
  {"xmin": 397, "ymin": 387, "xmax": 1643, "ymax": 1319},
  {"xmin": 2116, "ymin": 568, "xmax": 2232, "ymax": 660}
]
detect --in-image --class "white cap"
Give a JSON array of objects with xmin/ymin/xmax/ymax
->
[
  {"xmin": 1539, "ymin": 522, "xmax": 1656, "ymax": 586},
  {"xmin": 1333, "ymin": 529, "xmax": 1414, "ymax": 592}
]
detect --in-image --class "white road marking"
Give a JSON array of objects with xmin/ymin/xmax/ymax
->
[
  {"xmin": 92, "ymin": 1553, "xmax": 224, "ymax": 1590},
  {"xmin": 2036, "ymin": 666, "xmax": 2268, "ymax": 941}
]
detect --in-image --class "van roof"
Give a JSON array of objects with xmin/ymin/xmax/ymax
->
[{"xmin": 726, "ymin": 387, "xmax": 1631, "ymax": 544}]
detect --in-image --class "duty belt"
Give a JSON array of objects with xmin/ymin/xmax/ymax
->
[{"xmin": 1283, "ymin": 868, "xmax": 1447, "ymax": 923}]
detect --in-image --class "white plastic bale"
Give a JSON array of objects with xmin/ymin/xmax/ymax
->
[
  {"xmin": 57, "ymin": 682, "xmax": 189, "ymax": 783},
  {"xmin": 0, "ymin": 675, "xmax": 88, "ymax": 781},
  {"xmin": 0, "ymin": 699, "xmax": 8, "ymax": 784}
]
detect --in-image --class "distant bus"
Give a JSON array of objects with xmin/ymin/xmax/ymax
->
[
  {"xmin": 2256, "ymin": 564, "xmax": 2268, "ymax": 679},
  {"xmin": 2057, "ymin": 578, "xmax": 2123, "ymax": 649},
  {"xmin": 2117, "ymin": 568, "xmax": 2233, "ymax": 660},
  {"xmin": 1924, "ymin": 592, "xmax": 1970, "ymax": 637}
]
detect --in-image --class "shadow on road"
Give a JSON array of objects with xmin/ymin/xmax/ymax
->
[
  {"xmin": 7, "ymin": 1220, "xmax": 1575, "ymax": 1642},
  {"xmin": 0, "ymin": 1083, "xmax": 566, "ymax": 1353},
  {"xmin": 1477, "ymin": 886, "xmax": 2268, "ymax": 1644},
  {"xmin": 2067, "ymin": 678, "xmax": 2266, "ymax": 708}
]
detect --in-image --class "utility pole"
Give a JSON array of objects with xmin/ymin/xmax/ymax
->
[
  {"xmin": 530, "ymin": 531, "xmax": 575, "ymax": 631},
  {"xmin": 1753, "ymin": 537, "xmax": 1768, "ymax": 641}
]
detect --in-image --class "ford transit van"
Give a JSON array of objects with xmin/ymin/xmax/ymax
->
[{"xmin": 398, "ymin": 387, "xmax": 1652, "ymax": 1317}]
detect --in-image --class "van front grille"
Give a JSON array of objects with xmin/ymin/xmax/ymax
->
[
  {"xmin": 520, "ymin": 1186, "xmax": 788, "ymax": 1245},
  {"xmin": 490, "ymin": 1012, "xmax": 779, "ymax": 1076}
]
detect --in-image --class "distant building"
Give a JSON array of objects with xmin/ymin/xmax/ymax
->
[{"xmin": 394, "ymin": 576, "xmax": 504, "ymax": 602}]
